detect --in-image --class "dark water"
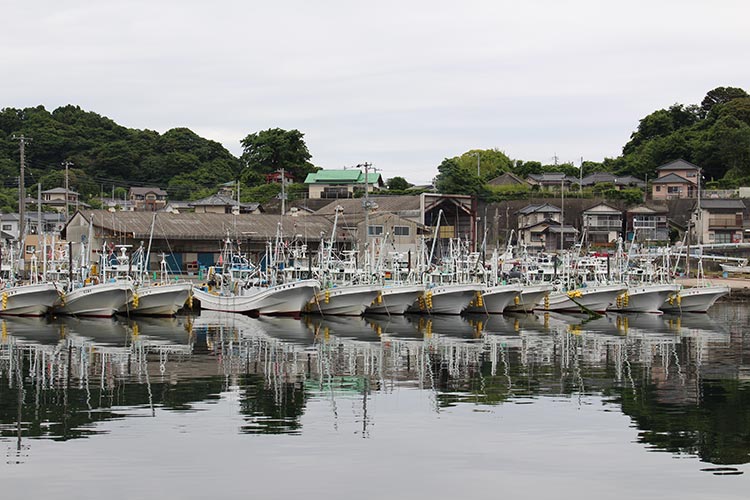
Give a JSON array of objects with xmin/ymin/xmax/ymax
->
[{"xmin": 1, "ymin": 305, "xmax": 749, "ymax": 499}]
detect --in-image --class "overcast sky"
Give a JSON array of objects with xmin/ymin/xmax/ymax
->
[{"xmin": 3, "ymin": 0, "xmax": 748, "ymax": 183}]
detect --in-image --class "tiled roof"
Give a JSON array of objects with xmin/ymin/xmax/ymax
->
[
  {"xmin": 656, "ymin": 159, "xmax": 701, "ymax": 171},
  {"xmin": 651, "ymin": 173, "xmax": 692, "ymax": 184}
]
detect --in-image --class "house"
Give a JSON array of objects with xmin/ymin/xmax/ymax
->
[
  {"xmin": 579, "ymin": 173, "xmax": 645, "ymax": 190},
  {"xmin": 38, "ymin": 187, "xmax": 80, "ymax": 213},
  {"xmin": 691, "ymin": 199, "xmax": 746, "ymax": 245},
  {"xmin": 582, "ymin": 202, "xmax": 623, "ymax": 246},
  {"xmin": 516, "ymin": 203, "xmax": 562, "ymax": 228},
  {"xmin": 129, "ymin": 187, "xmax": 168, "ymax": 211},
  {"xmin": 518, "ymin": 219, "xmax": 578, "ymax": 252},
  {"xmin": 526, "ymin": 173, "xmax": 577, "ymax": 191},
  {"xmin": 304, "ymin": 169, "xmax": 384, "ymax": 199},
  {"xmin": 487, "ymin": 172, "xmax": 529, "ymax": 187},
  {"xmin": 516, "ymin": 203, "xmax": 578, "ymax": 251},
  {"xmin": 266, "ymin": 171, "xmax": 294, "ymax": 184},
  {"xmin": 162, "ymin": 201, "xmax": 193, "ymax": 214},
  {"xmin": 652, "ymin": 159, "xmax": 700, "ymax": 200},
  {"xmin": 189, "ymin": 194, "xmax": 263, "ymax": 214},
  {"xmin": 626, "ymin": 205, "xmax": 669, "ymax": 242}
]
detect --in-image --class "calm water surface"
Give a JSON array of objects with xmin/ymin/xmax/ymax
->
[{"xmin": 1, "ymin": 304, "xmax": 749, "ymax": 499}]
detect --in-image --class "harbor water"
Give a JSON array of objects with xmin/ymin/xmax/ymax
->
[{"xmin": 1, "ymin": 304, "xmax": 749, "ymax": 499}]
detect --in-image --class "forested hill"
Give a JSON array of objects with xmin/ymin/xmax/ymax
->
[
  {"xmin": 0, "ymin": 105, "xmax": 241, "ymax": 202},
  {"xmin": 611, "ymin": 86, "xmax": 750, "ymax": 184}
]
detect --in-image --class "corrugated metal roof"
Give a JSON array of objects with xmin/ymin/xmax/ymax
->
[
  {"xmin": 315, "ymin": 195, "xmax": 422, "ymax": 215},
  {"xmin": 82, "ymin": 210, "xmax": 341, "ymax": 241}
]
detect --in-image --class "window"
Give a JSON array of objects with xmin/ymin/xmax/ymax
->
[
  {"xmin": 713, "ymin": 232, "xmax": 731, "ymax": 244},
  {"xmin": 667, "ymin": 186, "xmax": 681, "ymax": 194},
  {"xmin": 367, "ymin": 225, "xmax": 383, "ymax": 236},
  {"xmin": 393, "ymin": 225, "xmax": 410, "ymax": 236},
  {"xmin": 1, "ymin": 224, "xmax": 11, "ymax": 231},
  {"xmin": 655, "ymin": 186, "xmax": 661, "ymax": 192},
  {"xmin": 25, "ymin": 245, "xmax": 35, "ymax": 254}
]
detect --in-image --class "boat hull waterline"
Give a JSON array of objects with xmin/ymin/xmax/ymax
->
[
  {"xmin": 194, "ymin": 279, "xmax": 320, "ymax": 316},
  {"xmin": 0, "ymin": 282, "xmax": 61, "ymax": 316},
  {"xmin": 365, "ymin": 284, "xmax": 425, "ymax": 315},
  {"xmin": 57, "ymin": 282, "xmax": 135, "ymax": 317},
  {"xmin": 539, "ymin": 284, "xmax": 627, "ymax": 313},
  {"xmin": 310, "ymin": 284, "xmax": 381, "ymax": 316},
  {"xmin": 123, "ymin": 282, "xmax": 193, "ymax": 316}
]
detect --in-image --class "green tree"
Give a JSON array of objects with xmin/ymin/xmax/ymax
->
[
  {"xmin": 239, "ymin": 128, "xmax": 317, "ymax": 183},
  {"xmin": 387, "ymin": 176, "xmax": 411, "ymax": 191},
  {"xmin": 701, "ymin": 86, "xmax": 749, "ymax": 116},
  {"xmin": 434, "ymin": 157, "xmax": 483, "ymax": 196}
]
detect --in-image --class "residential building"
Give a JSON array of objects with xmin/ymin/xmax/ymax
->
[
  {"xmin": 355, "ymin": 212, "xmax": 430, "ymax": 258},
  {"xmin": 579, "ymin": 172, "xmax": 645, "ymax": 190},
  {"xmin": 518, "ymin": 219, "xmax": 578, "ymax": 252},
  {"xmin": 129, "ymin": 187, "xmax": 168, "ymax": 211},
  {"xmin": 189, "ymin": 194, "xmax": 263, "ymax": 214},
  {"xmin": 626, "ymin": 205, "xmax": 669, "ymax": 242},
  {"xmin": 651, "ymin": 159, "xmax": 700, "ymax": 200},
  {"xmin": 516, "ymin": 203, "xmax": 561, "ymax": 228},
  {"xmin": 38, "ymin": 187, "xmax": 80, "ymax": 213},
  {"xmin": 692, "ymin": 199, "xmax": 746, "ymax": 245},
  {"xmin": 582, "ymin": 202, "xmax": 623, "ymax": 246},
  {"xmin": 487, "ymin": 172, "xmax": 529, "ymax": 187},
  {"xmin": 526, "ymin": 173, "xmax": 577, "ymax": 191},
  {"xmin": 304, "ymin": 169, "xmax": 384, "ymax": 199},
  {"xmin": 266, "ymin": 171, "xmax": 295, "ymax": 184}
]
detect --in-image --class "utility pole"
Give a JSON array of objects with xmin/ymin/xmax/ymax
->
[
  {"xmin": 62, "ymin": 160, "xmax": 73, "ymax": 218},
  {"xmin": 278, "ymin": 167, "xmax": 286, "ymax": 215},
  {"xmin": 472, "ymin": 152, "xmax": 481, "ymax": 177},
  {"xmin": 359, "ymin": 162, "xmax": 379, "ymax": 265},
  {"xmin": 12, "ymin": 135, "xmax": 31, "ymax": 242}
]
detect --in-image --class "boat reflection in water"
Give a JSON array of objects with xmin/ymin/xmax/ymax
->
[{"xmin": 0, "ymin": 303, "xmax": 748, "ymax": 468}]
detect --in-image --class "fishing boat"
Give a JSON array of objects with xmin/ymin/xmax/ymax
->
[
  {"xmin": 464, "ymin": 283, "xmax": 523, "ymax": 314},
  {"xmin": 409, "ymin": 282, "xmax": 483, "ymax": 315},
  {"xmin": 125, "ymin": 250, "xmax": 192, "ymax": 316},
  {"xmin": 608, "ymin": 283, "xmax": 680, "ymax": 313},
  {"xmin": 193, "ymin": 239, "xmax": 319, "ymax": 316},
  {"xmin": 57, "ymin": 279, "xmax": 135, "ymax": 317},
  {"xmin": 661, "ymin": 247, "xmax": 730, "ymax": 313},
  {"xmin": 504, "ymin": 283, "xmax": 553, "ymax": 313},
  {"xmin": 540, "ymin": 283, "xmax": 627, "ymax": 313},
  {"xmin": 660, "ymin": 285, "xmax": 730, "ymax": 313},
  {"xmin": 365, "ymin": 283, "xmax": 425, "ymax": 315},
  {"xmin": 0, "ymin": 282, "xmax": 60, "ymax": 316}
]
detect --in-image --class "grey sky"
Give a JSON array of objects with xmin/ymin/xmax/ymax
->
[{"xmin": 3, "ymin": 0, "xmax": 748, "ymax": 183}]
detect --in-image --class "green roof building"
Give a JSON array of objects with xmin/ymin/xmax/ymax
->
[{"xmin": 304, "ymin": 169, "xmax": 384, "ymax": 199}]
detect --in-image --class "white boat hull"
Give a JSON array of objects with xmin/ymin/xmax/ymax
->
[
  {"xmin": 608, "ymin": 284, "xmax": 680, "ymax": 313},
  {"xmin": 660, "ymin": 285, "xmax": 730, "ymax": 313},
  {"xmin": 194, "ymin": 280, "xmax": 319, "ymax": 316},
  {"xmin": 57, "ymin": 282, "xmax": 135, "ymax": 317},
  {"xmin": 0, "ymin": 282, "xmax": 60, "ymax": 316},
  {"xmin": 464, "ymin": 284, "xmax": 523, "ymax": 314},
  {"xmin": 365, "ymin": 284, "xmax": 425, "ymax": 315},
  {"xmin": 309, "ymin": 284, "xmax": 381, "ymax": 316},
  {"xmin": 123, "ymin": 282, "xmax": 193, "ymax": 316},
  {"xmin": 540, "ymin": 284, "xmax": 627, "ymax": 313},
  {"xmin": 409, "ymin": 284, "xmax": 482, "ymax": 315},
  {"xmin": 505, "ymin": 284, "xmax": 553, "ymax": 313}
]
